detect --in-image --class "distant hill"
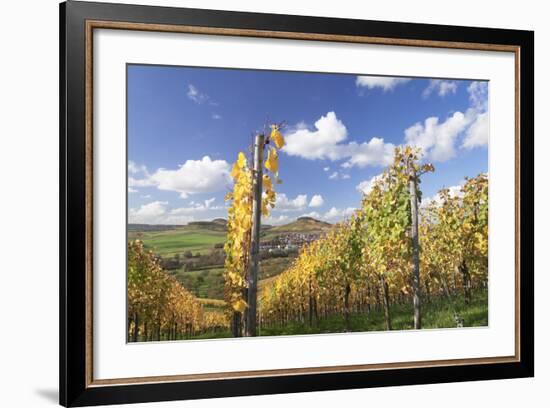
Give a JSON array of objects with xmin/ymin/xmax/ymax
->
[
  {"xmin": 130, "ymin": 216, "xmax": 329, "ymax": 235},
  {"xmin": 127, "ymin": 224, "xmax": 179, "ymax": 232},
  {"xmin": 186, "ymin": 218, "xmax": 228, "ymax": 232},
  {"xmin": 266, "ymin": 216, "xmax": 332, "ymax": 235}
]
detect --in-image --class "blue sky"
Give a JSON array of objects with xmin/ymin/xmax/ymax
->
[{"xmin": 127, "ymin": 64, "xmax": 488, "ymax": 225}]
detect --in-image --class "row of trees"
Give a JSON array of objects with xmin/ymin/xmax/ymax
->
[
  {"xmin": 127, "ymin": 240, "xmax": 228, "ymax": 342},
  {"xmin": 259, "ymin": 147, "xmax": 488, "ymax": 331}
]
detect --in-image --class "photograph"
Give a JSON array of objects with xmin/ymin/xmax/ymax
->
[{"xmin": 126, "ymin": 65, "xmax": 489, "ymax": 342}]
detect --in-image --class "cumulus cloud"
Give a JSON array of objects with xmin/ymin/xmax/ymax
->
[
  {"xmin": 262, "ymin": 214, "xmax": 290, "ymax": 226},
  {"xmin": 128, "ymin": 160, "xmax": 147, "ymax": 175},
  {"xmin": 406, "ymin": 79, "xmax": 489, "ymax": 158},
  {"xmin": 421, "ymin": 183, "xmax": 464, "ymax": 208},
  {"xmin": 129, "ymin": 156, "xmax": 230, "ymax": 199},
  {"xmin": 212, "ymin": 113, "xmax": 222, "ymax": 120},
  {"xmin": 129, "ymin": 197, "xmax": 225, "ymax": 225},
  {"xmin": 300, "ymin": 207, "xmax": 356, "ymax": 223},
  {"xmin": 309, "ymin": 195, "xmax": 324, "ymax": 208},
  {"xmin": 467, "ymin": 81, "xmax": 489, "ymax": 111},
  {"xmin": 323, "ymin": 207, "xmax": 356, "ymax": 221},
  {"xmin": 129, "ymin": 201, "xmax": 168, "ymax": 224},
  {"xmin": 128, "ymin": 187, "xmax": 138, "ymax": 193},
  {"xmin": 340, "ymin": 138, "xmax": 395, "ymax": 168},
  {"xmin": 462, "ymin": 111, "xmax": 489, "ymax": 149},
  {"xmin": 423, "ymin": 79, "xmax": 458, "ymax": 98},
  {"xmin": 283, "ymin": 112, "xmax": 394, "ymax": 168},
  {"xmin": 169, "ymin": 197, "xmax": 223, "ymax": 215},
  {"xmin": 275, "ymin": 193, "xmax": 308, "ymax": 211},
  {"xmin": 355, "ymin": 76, "xmax": 411, "ymax": 91},
  {"xmin": 404, "ymin": 112, "xmax": 471, "ymax": 162},
  {"xmin": 356, "ymin": 174, "xmax": 385, "ymax": 195},
  {"xmin": 283, "ymin": 112, "xmax": 348, "ymax": 160}
]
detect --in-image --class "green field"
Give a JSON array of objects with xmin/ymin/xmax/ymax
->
[
  {"xmin": 128, "ymin": 219, "xmax": 305, "ymax": 300},
  {"xmin": 128, "ymin": 228, "xmax": 226, "ymax": 257}
]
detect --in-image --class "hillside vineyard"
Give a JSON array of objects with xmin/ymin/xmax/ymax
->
[{"xmin": 127, "ymin": 134, "xmax": 488, "ymax": 341}]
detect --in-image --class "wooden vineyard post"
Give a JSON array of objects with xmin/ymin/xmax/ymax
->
[
  {"xmin": 246, "ymin": 133, "xmax": 264, "ymax": 337},
  {"xmin": 408, "ymin": 161, "xmax": 422, "ymax": 330}
]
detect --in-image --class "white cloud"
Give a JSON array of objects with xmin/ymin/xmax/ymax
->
[
  {"xmin": 143, "ymin": 156, "xmax": 230, "ymax": 198},
  {"xmin": 128, "ymin": 201, "xmax": 194, "ymax": 225},
  {"xmin": 283, "ymin": 112, "xmax": 394, "ymax": 168},
  {"xmin": 404, "ymin": 112, "xmax": 471, "ymax": 162},
  {"xmin": 263, "ymin": 214, "xmax": 290, "ymax": 226},
  {"xmin": 128, "ymin": 176, "xmax": 156, "ymax": 188},
  {"xmin": 299, "ymin": 207, "xmax": 355, "ymax": 223},
  {"xmin": 421, "ymin": 183, "xmax": 464, "ymax": 208},
  {"xmin": 328, "ymin": 171, "xmax": 351, "ymax": 180},
  {"xmin": 323, "ymin": 167, "xmax": 330, "ymax": 172},
  {"xmin": 355, "ymin": 76, "xmax": 411, "ymax": 91},
  {"xmin": 283, "ymin": 112, "xmax": 348, "ymax": 160},
  {"xmin": 275, "ymin": 193, "xmax": 308, "ymax": 211},
  {"xmin": 187, "ymin": 84, "xmax": 209, "ymax": 104},
  {"xmin": 356, "ymin": 174, "xmax": 385, "ymax": 195},
  {"xmin": 309, "ymin": 195, "xmax": 324, "ymax": 208},
  {"xmin": 128, "ymin": 187, "xmax": 138, "ymax": 193},
  {"xmin": 467, "ymin": 81, "xmax": 489, "ymax": 111},
  {"xmin": 300, "ymin": 211, "xmax": 321, "ymax": 219},
  {"xmin": 462, "ymin": 111, "xmax": 489, "ymax": 149},
  {"xmin": 340, "ymin": 137, "xmax": 395, "ymax": 168},
  {"xmin": 423, "ymin": 79, "xmax": 458, "ymax": 98},
  {"xmin": 128, "ymin": 160, "xmax": 147, "ymax": 175},
  {"xmin": 128, "ymin": 197, "xmax": 225, "ymax": 225},
  {"xmin": 169, "ymin": 197, "xmax": 222, "ymax": 215},
  {"xmin": 212, "ymin": 113, "xmax": 222, "ymax": 120},
  {"xmin": 323, "ymin": 207, "xmax": 356, "ymax": 221},
  {"xmin": 406, "ymin": 79, "xmax": 489, "ymax": 158}
]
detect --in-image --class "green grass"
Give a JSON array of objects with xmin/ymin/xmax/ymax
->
[
  {"xmin": 128, "ymin": 228, "xmax": 226, "ymax": 257},
  {"xmin": 171, "ymin": 267, "xmax": 225, "ymax": 299},
  {"xmin": 185, "ymin": 290, "xmax": 488, "ymax": 340},
  {"xmin": 259, "ymin": 290, "xmax": 488, "ymax": 337}
]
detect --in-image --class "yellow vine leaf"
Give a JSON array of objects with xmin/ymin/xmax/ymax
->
[
  {"xmin": 270, "ymin": 125, "xmax": 285, "ymax": 149},
  {"xmin": 265, "ymin": 147, "xmax": 279, "ymax": 173},
  {"xmin": 262, "ymin": 174, "xmax": 273, "ymax": 191},
  {"xmin": 230, "ymin": 163, "xmax": 241, "ymax": 180},
  {"xmin": 232, "ymin": 299, "xmax": 248, "ymax": 313},
  {"xmin": 237, "ymin": 152, "xmax": 247, "ymax": 168}
]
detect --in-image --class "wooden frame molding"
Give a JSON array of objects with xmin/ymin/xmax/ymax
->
[{"xmin": 84, "ymin": 19, "xmax": 521, "ymax": 388}]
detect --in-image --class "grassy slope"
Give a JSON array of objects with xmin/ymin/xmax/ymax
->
[
  {"xmin": 261, "ymin": 217, "xmax": 332, "ymax": 241},
  {"xmin": 128, "ymin": 219, "xmax": 302, "ymax": 299},
  {"xmin": 261, "ymin": 290, "xmax": 488, "ymax": 336},
  {"xmin": 191, "ymin": 290, "xmax": 488, "ymax": 339}
]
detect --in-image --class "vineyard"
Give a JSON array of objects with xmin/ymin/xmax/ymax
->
[{"xmin": 127, "ymin": 125, "xmax": 488, "ymax": 342}]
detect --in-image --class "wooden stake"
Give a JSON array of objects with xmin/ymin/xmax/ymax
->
[
  {"xmin": 409, "ymin": 162, "xmax": 422, "ymax": 329},
  {"xmin": 246, "ymin": 133, "xmax": 264, "ymax": 336}
]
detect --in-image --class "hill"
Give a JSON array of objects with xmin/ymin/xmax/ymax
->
[
  {"xmin": 262, "ymin": 216, "xmax": 332, "ymax": 240},
  {"xmin": 127, "ymin": 216, "xmax": 331, "ymax": 259}
]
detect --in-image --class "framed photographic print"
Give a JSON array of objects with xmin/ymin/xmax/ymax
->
[{"xmin": 59, "ymin": 0, "xmax": 534, "ymax": 406}]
